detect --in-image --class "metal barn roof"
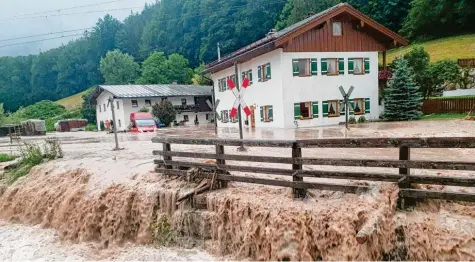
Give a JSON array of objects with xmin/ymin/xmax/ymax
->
[{"xmin": 98, "ymin": 84, "xmax": 213, "ymax": 98}]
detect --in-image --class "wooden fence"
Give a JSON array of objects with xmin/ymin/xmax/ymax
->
[
  {"xmin": 422, "ymin": 97, "xmax": 475, "ymax": 114},
  {"xmin": 458, "ymin": 58, "xmax": 475, "ymax": 68},
  {"xmin": 152, "ymin": 137, "xmax": 475, "ymax": 207}
]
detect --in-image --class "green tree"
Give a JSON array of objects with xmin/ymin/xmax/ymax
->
[
  {"xmin": 383, "ymin": 58, "xmax": 422, "ymax": 121},
  {"xmin": 0, "ymin": 103, "xmax": 5, "ymax": 125},
  {"xmin": 152, "ymin": 101, "xmax": 176, "ymax": 127},
  {"xmin": 423, "ymin": 60, "xmax": 461, "ymax": 97},
  {"xmin": 137, "ymin": 52, "xmax": 169, "ymax": 84},
  {"xmin": 192, "ymin": 64, "xmax": 213, "ymax": 85},
  {"xmin": 81, "ymin": 88, "xmax": 97, "ymax": 124},
  {"xmin": 402, "ymin": 46, "xmax": 430, "ymax": 96},
  {"xmin": 165, "ymin": 53, "xmax": 194, "ymax": 84},
  {"xmin": 401, "ymin": 0, "xmax": 475, "ymax": 40},
  {"xmin": 100, "ymin": 50, "xmax": 140, "ymax": 85},
  {"xmin": 275, "ymin": 0, "xmax": 340, "ymax": 30}
]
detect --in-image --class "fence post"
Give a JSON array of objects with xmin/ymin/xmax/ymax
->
[
  {"xmin": 216, "ymin": 144, "xmax": 227, "ymax": 188},
  {"xmin": 163, "ymin": 142, "xmax": 172, "ymax": 170},
  {"xmin": 292, "ymin": 142, "xmax": 306, "ymax": 198},
  {"xmin": 398, "ymin": 146, "xmax": 412, "ymax": 209}
]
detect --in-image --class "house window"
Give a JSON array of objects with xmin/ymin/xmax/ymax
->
[
  {"xmin": 218, "ymin": 78, "xmax": 227, "ymax": 92},
  {"xmin": 327, "ymin": 58, "xmax": 338, "ymax": 75},
  {"xmin": 327, "ymin": 100, "xmax": 340, "ymax": 117},
  {"xmin": 258, "ymin": 63, "xmax": 271, "ymax": 82},
  {"xmin": 293, "ymin": 59, "xmax": 318, "ymax": 77},
  {"xmin": 145, "ymin": 99, "xmax": 152, "ymax": 107},
  {"xmin": 98, "ymin": 105, "xmax": 101, "ymax": 112},
  {"xmin": 103, "ymin": 104, "xmax": 106, "ymax": 112},
  {"xmin": 242, "ymin": 70, "xmax": 253, "ymax": 85},
  {"xmin": 353, "ymin": 98, "xmax": 365, "ymax": 115},
  {"xmin": 206, "ymin": 114, "xmax": 209, "ymax": 120},
  {"xmin": 332, "ymin": 21, "xmax": 342, "ymax": 36},
  {"xmin": 260, "ymin": 105, "xmax": 273, "ymax": 122},
  {"xmin": 181, "ymin": 99, "xmax": 187, "ymax": 106},
  {"xmin": 294, "ymin": 102, "xmax": 318, "ymax": 120},
  {"xmin": 118, "ymin": 119, "xmax": 121, "ymax": 127},
  {"xmin": 221, "ymin": 110, "xmax": 229, "ymax": 123},
  {"xmin": 354, "ymin": 58, "xmax": 364, "ymax": 75},
  {"xmin": 183, "ymin": 115, "xmax": 189, "ymax": 122},
  {"xmin": 132, "ymin": 100, "xmax": 138, "ymax": 108},
  {"xmin": 299, "ymin": 59, "xmax": 310, "ymax": 76},
  {"xmin": 116, "ymin": 101, "xmax": 120, "ymax": 110}
]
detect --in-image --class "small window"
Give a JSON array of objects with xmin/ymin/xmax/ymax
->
[
  {"xmin": 218, "ymin": 78, "xmax": 227, "ymax": 92},
  {"xmin": 353, "ymin": 58, "xmax": 364, "ymax": 75},
  {"xmin": 183, "ymin": 115, "xmax": 189, "ymax": 122},
  {"xmin": 118, "ymin": 119, "xmax": 122, "ymax": 127},
  {"xmin": 328, "ymin": 100, "xmax": 340, "ymax": 117},
  {"xmin": 206, "ymin": 114, "xmax": 209, "ymax": 120},
  {"xmin": 116, "ymin": 101, "xmax": 120, "ymax": 110},
  {"xmin": 260, "ymin": 105, "xmax": 274, "ymax": 122},
  {"xmin": 161, "ymin": 97, "xmax": 167, "ymax": 102},
  {"xmin": 298, "ymin": 59, "xmax": 311, "ymax": 76},
  {"xmin": 103, "ymin": 104, "xmax": 106, "ymax": 112},
  {"xmin": 327, "ymin": 58, "xmax": 338, "ymax": 75},
  {"xmin": 222, "ymin": 110, "xmax": 229, "ymax": 123},
  {"xmin": 181, "ymin": 99, "xmax": 187, "ymax": 106},
  {"xmin": 242, "ymin": 70, "xmax": 253, "ymax": 85},
  {"xmin": 258, "ymin": 63, "xmax": 271, "ymax": 82},
  {"xmin": 98, "ymin": 105, "xmax": 102, "ymax": 112},
  {"xmin": 353, "ymin": 98, "xmax": 365, "ymax": 115},
  {"xmin": 300, "ymin": 102, "xmax": 312, "ymax": 119},
  {"xmin": 132, "ymin": 100, "xmax": 138, "ymax": 108},
  {"xmin": 332, "ymin": 21, "xmax": 342, "ymax": 36},
  {"xmin": 145, "ymin": 100, "xmax": 151, "ymax": 107}
]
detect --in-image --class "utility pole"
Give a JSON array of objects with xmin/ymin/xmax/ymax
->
[
  {"xmin": 217, "ymin": 42, "xmax": 221, "ymax": 62},
  {"xmin": 234, "ymin": 62, "xmax": 245, "ymax": 151},
  {"xmin": 108, "ymin": 96, "xmax": 121, "ymax": 151},
  {"xmin": 211, "ymin": 87, "xmax": 218, "ymax": 135}
]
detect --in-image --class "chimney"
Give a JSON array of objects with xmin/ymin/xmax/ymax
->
[
  {"xmin": 266, "ymin": 28, "xmax": 277, "ymax": 37},
  {"xmin": 217, "ymin": 42, "xmax": 221, "ymax": 62}
]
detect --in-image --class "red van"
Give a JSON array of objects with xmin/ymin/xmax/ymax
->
[{"xmin": 129, "ymin": 113, "xmax": 157, "ymax": 133}]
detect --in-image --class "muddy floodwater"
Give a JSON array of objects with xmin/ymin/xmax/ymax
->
[{"xmin": 0, "ymin": 119, "xmax": 474, "ymax": 260}]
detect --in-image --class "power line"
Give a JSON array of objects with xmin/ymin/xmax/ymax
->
[
  {"xmin": 0, "ymin": 28, "xmax": 93, "ymax": 43},
  {"xmin": 0, "ymin": 33, "xmax": 84, "ymax": 49},
  {"xmin": 0, "ymin": 0, "xmax": 288, "ymax": 49},
  {"xmin": 0, "ymin": 0, "xmax": 132, "ymax": 20},
  {"xmin": 0, "ymin": 6, "xmax": 145, "ymax": 22}
]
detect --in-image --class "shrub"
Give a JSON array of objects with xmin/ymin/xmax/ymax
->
[
  {"xmin": 348, "ymin": 116, "xmax": 357, "ymax": 124},
  {"xmin": 139, "ymin": 106, "xmax": 150, "ymax": 113},
  {"xmin": 6, "ymin": 139, "xmax": 63, "ymax": 184},
  {"xmin": 151, "ymin": 215, "xmax": 177, "ymax": 247},
  {"xmin": 0, "ymin": 154, "xmax": 16, "ymax": 163},
  {"xmin": 11, "ymin": 100, "xmax": 67, "ymax": 120},
  {"xmin": 152, "ymin": 101, "xmax": 176, "ymax": 127},
  {"xmin": 357, "ymin": 116, "xmax": 367, "ymax": 123},
  {"xmin": 86, "ymin": 124, "xmax": 97, "ymax": 131}
]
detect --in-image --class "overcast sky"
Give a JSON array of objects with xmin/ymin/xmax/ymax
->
[{"xmin": 0, "ymin": 0, "xmax": 154, "ymax": 57}]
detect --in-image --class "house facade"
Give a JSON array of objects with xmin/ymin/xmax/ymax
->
[
  {"xmin": 205, "ymin": 3, "xmax": 408, "ymax": 129},
  {"xmin": 93, "ymin": 84, "xmax": 213, "ymax": 132}
]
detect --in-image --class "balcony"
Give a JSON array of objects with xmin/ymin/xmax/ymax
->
[{"xmin": 174, "ymin": 104, "xmax": 199, "ymax": 113}]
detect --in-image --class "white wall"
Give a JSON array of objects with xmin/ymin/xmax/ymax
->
[
  {"xmin": 212, "ymin": 49, "xmax": 284, "ymax": 129},
  {"xmin": 443, "ymin": 89, "xmax": 475, "ymax": 97},
  {"xmin": 212, "ymin": 50, "xmax": 380, "ymax": 128},
  {"xmin": 281, "ymin": 52, "xmax": 380, "ymax": 128}
]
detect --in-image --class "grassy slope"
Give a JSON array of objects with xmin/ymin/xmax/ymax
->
[
  {"xmin": 55, "ymin": 89, "xmax": 90, "ymax": 110},
  {"xmin": 384, "ymin": 34, "xmax": 475, "ymax": 63}
]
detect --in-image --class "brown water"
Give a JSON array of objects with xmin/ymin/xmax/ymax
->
[{"xmin": 1, "ymin": 120, "xmax": 475, "ymax": 260}]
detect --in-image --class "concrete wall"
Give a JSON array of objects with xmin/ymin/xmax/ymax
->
[
  {"xmin": 96, "ymin": 92, "xmax": 212, "ymax": 131},
  {"xmin": 212, "ymin": 49, "xmax": 379, "ymax": 128},
  {"xmin": 443, "ymin": 89, "xmax": 475, "ymax": 97}
]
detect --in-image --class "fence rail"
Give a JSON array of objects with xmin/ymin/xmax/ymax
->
[
  {"xmin": 422, "ymin": 98, "xmax": 475, "ymax": 114},
  {"xmin": 152, "ymin": 136, "xmax": 475, "ymax": 206}
]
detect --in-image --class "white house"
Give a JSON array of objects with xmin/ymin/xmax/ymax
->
[
  {"xmin": 92, "ymin": 84, "xmax": 213, "ymax": 131},
  {"xmin": 204, "ymin": 3, "xmax": 408, "ymax": 129}
]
